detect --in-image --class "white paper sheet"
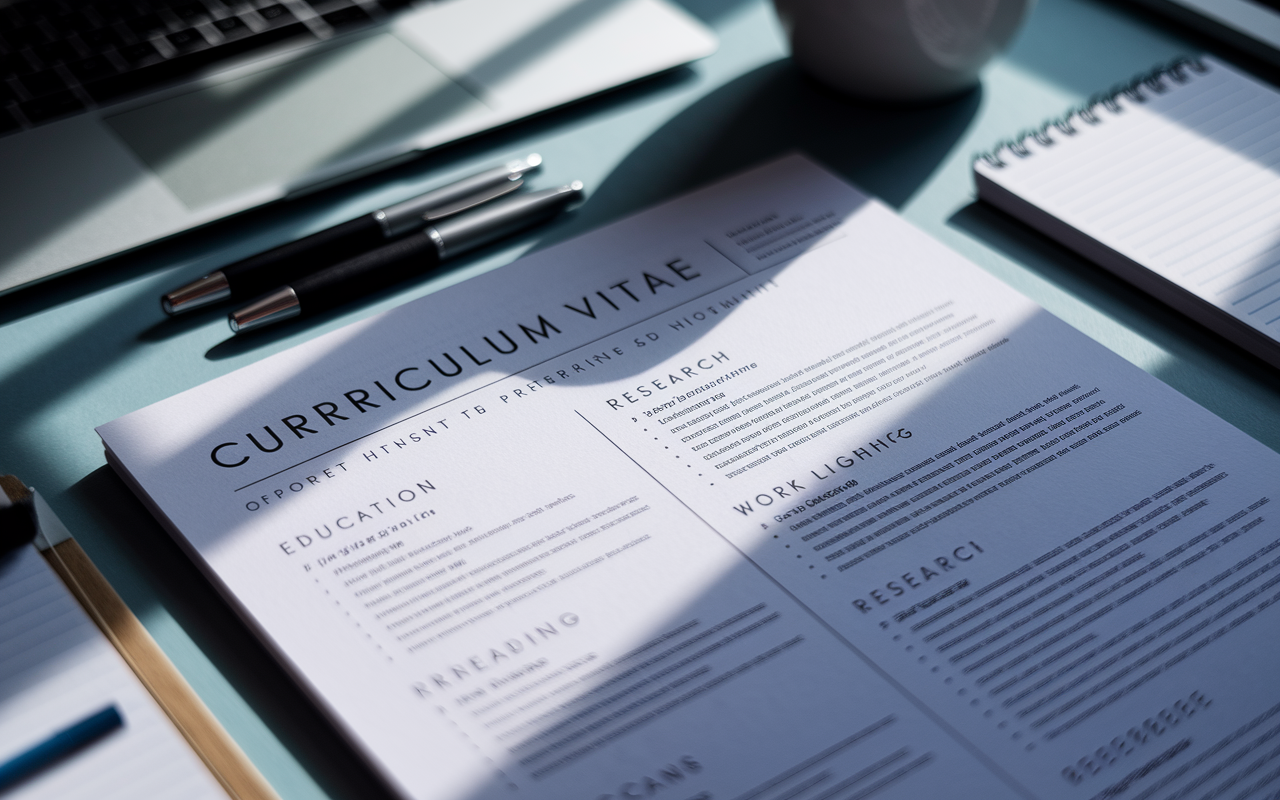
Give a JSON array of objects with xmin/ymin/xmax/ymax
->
[{"xmin": 101, "ymin": 155, "xmax": 1280, "ymax": 800}]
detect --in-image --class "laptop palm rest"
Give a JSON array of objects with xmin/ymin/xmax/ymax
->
[
  {"xmin": 106, "ymin": 34, "xmax": 490, "ymax": 211},
  {"xmin": 0, "ymin": 0, "xmax": 715, "ymax": 296}
]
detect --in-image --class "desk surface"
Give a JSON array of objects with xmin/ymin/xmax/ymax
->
[{"xmin": 2, "ymin": 1, "xmax": 1279, "ymax": 797}]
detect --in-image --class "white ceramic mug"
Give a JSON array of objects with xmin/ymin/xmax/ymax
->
[{"xmin": 772, "ymin": 0, "xmax": 1035, "ymax": 101}]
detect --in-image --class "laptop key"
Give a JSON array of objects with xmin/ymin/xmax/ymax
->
[
  {"xmin": 172, "ymin": 2, "xmax": 211, "ymax": 24},
  {"xmin": 213, "ymin": 16, "xmax": 250, "ymax": 38},
  {"xmin": 44, "ymin": 6, "xmax": 85, "ymax": 35},
  {"xmin": 31, "ymin": 40, "xmax": 79, "ymax": 67},
  {"xmin": 84, "ymin": 21, "xmax": 314, "ymax": 104},
  {"xmin": 11, "ymin": 21, "xmax": 51, "ymax": 49},
  {"xmin": 79, "ymin": 27, "xmax": 124, "ymax": 53},
  {"xmin": 167, "ymin": 28, "xmax": 208, "ymax": 53},
  {"xmin": 9, "ymin": 50, "xmax": 39, "ymax": 74},
  {"xmin": 0, "ymin": 8, "xmax": 21, "ymax": 35},
  {"xmin": 68, "ymin": 55, "xmax": 118, "ymax": 83},
  {"xmin": 257, "ymin": 5, "xmax": 296, "ymax": 26},
  {"xmin": 18, "ymin": 69, "xmax": 67, "ymax": 98},
  {"xmin": 6, "ymin": 23, "xmax": 45, "ymax": 50},
  {"xmin": 20, "ymin": 89, "xmax": 83, "ymax": 122},
  {"xmin": 308, "ymin": 0, "xmax": 354, "ymax": 14},
  {"xmin": 67, "ymin": 8, "xmax": 100, "ymax": 33},
  {"xmin": 118, "ymin": 40, "xmax": 163, "ymax": 66},
  {"xmin": 0, "ymin": 52, "xmax": 30, "ymax": 77},
  {"xmin": 322, "ymin": 6, "xmax": 373, "ymax": 29},
  {"xmin": 94, "ymin": 1, "xmax": 128, "ymax": 23},
  {"xmin": 125, "ymin": 13, "xmax": 166, "ymax": 38}
]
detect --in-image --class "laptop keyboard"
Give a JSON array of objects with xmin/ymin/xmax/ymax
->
[{"xmin": 0, "ymin": 0, "xmax": 414, "ymax": 135}]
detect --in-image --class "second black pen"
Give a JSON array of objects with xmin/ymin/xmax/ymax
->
[
  {"xmin": 228, "ymin": 182, "xmax": 585, "ymax": 334},
  {"xmin": 162, "ymin": 154, "xmax": 542, "ymax": 315}
]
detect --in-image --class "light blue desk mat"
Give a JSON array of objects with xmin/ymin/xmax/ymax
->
[{"xmin": 2, "ymin": 0, "xmax": 1279, "ymax": 797}]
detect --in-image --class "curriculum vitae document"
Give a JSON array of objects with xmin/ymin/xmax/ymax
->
[{"xmin": 100, "ymin": 156, "xmax": 1280, "ymax": 800}]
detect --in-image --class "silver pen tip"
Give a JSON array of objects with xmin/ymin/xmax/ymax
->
[
  {"xmin": 228, "ymin": 286, "xmax": 301, "ymax": 334},
  {"xmin": 161, "ymin": 271, "xmax": 231, "ymax": 315},
  {"xmin": 569, "ymin": 180, "xmax": 584, "ymax": 191}
]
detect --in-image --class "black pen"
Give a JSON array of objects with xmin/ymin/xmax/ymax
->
[
  {"xmin": 162, "ymin": 154, "xmax": 543, "ymax": 315},
  {"xmin": 228, "ymin": 182, "xmax": 585, "ymax": 334}
]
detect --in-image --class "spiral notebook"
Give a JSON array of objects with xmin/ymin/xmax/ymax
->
[{"xmin": 973, "ymin": 56, "xmax": 1280, "ymax": 368}]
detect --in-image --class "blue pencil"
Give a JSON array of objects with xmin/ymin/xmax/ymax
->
[{"xmin": 0, "ymin": 705, "xmax": 123, "ymax": 790}]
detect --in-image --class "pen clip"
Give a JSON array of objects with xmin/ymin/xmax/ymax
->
[{"xmin": 422, "ymin": 179, "xmax": 524, "ymax": 221}]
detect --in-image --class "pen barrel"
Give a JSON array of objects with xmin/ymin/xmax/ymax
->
[
  {"xmin": 222, "ymin": 216, "xmax": 387, "ymax": 300},
  {"xmin": 380, "ymin": 167, "xmax": 518, "ymax": 236},
  {"xmin": 430, "ymin": 183, "xmax": 583, "ymax": 258},
  {"xmin": 290, "ymin": 232, "xmax": 442, "ymax": 315}
]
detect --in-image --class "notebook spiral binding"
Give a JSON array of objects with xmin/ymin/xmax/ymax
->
[{"xmin": 976, "ymin": 57, "xmax": 1209, "ymax": 169}]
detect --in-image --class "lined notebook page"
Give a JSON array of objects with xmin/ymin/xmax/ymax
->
[
  {"xmin": 975, "ymin": 57, "xmax": 1280, "ymax": 344},
  {"xmin": 0, "ymin": 545, "xmax": 227, "ymax": 800}
]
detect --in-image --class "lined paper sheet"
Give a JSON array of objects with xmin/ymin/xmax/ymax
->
[
  {"xmin": 0, "ymin": 545, "xmax": 227, "ymax": 800},
  {"xmin": 975, "ymin": 57, "xmax": 1280, "ymax": 361}
]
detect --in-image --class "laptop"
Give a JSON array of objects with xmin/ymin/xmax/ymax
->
[
  {"xmin": 1128, "ymin": 0, "xmax": 1280, "ymax": 66},
  {"xmin": 0, "ymin": 0, "xmax": 716, "ymax": 295}
]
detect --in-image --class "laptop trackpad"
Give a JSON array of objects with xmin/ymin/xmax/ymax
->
[{"xmin": 106, "ymin": 34, "xmax": 488, "ymax": 210}]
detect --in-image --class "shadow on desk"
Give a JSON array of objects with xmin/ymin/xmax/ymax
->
[{"xmin": 571, "ymin": 58, "xmax": 982, "ymax": 231}]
